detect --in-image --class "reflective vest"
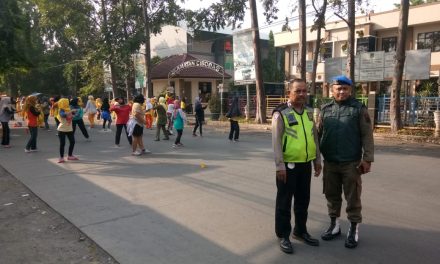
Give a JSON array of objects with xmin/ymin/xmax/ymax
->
[{"xmin": 280, "ymin": 107, "xmax": 316, "ymax": 163}]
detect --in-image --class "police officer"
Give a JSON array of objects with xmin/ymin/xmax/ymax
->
[
  {"xmin": 318, "ymin": 75, "xmax": 374, "ymax": 249},
  {"xmin": 272, "ymin": 78, "xmax": 322, "ymax": 254}
]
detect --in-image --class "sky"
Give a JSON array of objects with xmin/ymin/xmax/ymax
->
[{"xmin": 183, "ymin": 0, "xmax": 400, "ymax": 38}]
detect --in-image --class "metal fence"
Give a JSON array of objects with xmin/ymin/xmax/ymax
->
[
  {"xmin": 266, "ymin": 96, "xmax": 368, "ymax": 117},
  {"xmin": 377, "ymin": 96, "xmax": 440, "ymax": 126}
]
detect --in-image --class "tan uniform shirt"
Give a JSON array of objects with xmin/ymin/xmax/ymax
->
[{"xmin": 272, "ymin": 102, "xmax": 322, "ymax": 171}]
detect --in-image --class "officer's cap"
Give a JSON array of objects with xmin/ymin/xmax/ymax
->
[{"xmin": 332, "ymin": 75, "xmax": 353, "ymax": 86}]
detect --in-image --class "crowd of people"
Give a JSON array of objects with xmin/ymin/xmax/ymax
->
[
  {"xmin": 0, "ymin": 92, "xmax": 221, "ymax": 160},
  {"xmin": 1, "ymin": 75, "xmax": 374, "ymax": 255}
]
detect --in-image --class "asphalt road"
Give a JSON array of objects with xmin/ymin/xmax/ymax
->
[{"xmin": 1, "ymin": 122, "xmax": 439, "ymax": 264}]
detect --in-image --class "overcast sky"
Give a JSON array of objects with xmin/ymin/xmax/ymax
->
[{"xmin": 183, "ymin": 0, "xmax": 400, "ymax": 38}]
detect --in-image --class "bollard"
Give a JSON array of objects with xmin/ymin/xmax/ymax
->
[
  {"xmin": 434, "ymin": 110, "xmax": 440, "ymax": 138},
  {"xmin": 313, "ymin": 108, "xmax": 320, "ymax": 123}
]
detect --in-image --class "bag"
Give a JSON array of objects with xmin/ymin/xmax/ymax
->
[
  {"xmin": 101, "ymin": 110, "xmax": 111, "ymax": 121},
  {"xmin": 127, "ymin": 118, "xmax": 136, "ymax": 137}
]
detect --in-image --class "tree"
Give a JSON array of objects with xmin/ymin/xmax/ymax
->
[
  {"xmin": 331, "ymin": 0, "xmax": 366, "ymax": 83},
  {"xmin": 394, "ymin": 0, "xmax": 438, "ymax": 8},
  {"xmin": 139, "ymin": 0, "xmax": 184, "ymax": 98},
  {"xmin": 185, "ymin": 0, "xmax": 278, "ymax": 123},
  {"xmin": 249, "ymin": 0, "xmax": 267, "ymax": 123},
  {"xmin": 263, "ymin": 31, "xmax": 285, "ymax": 82},
  {"xmin": 310, "ymin": 0, "xmax": 328, "ymax": 95},
  {"xmin": 390, "ymin": 0, "xmax": 410, "ymax": 132},
  {"xmin": 298, "ymin": 0, "xmax": 307, "ymax": 80}
]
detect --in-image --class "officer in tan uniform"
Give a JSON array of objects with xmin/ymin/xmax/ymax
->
[
  {"xmin": 317, "ymin": 75, "xmax": 374, "ymax": 249},
  {"xmin": 272, "ymin": 78, "xmax": 322, "ymax": 254}
]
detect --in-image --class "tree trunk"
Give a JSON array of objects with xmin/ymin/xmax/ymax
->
[
  {"xmin": 347, "ymin": 0, "xmax": 355, "ymax": 82},
  {"xmin": 298, "ymin": 0, "xmax": 307, "ymax": 80},
  {"xmin": 141, "ymin": 0, "xmax": 153, "ymax": 98},
  {"xmin": 249, "ymin": 0, "xmax": 267, "ymax": 123},
  {"xmin": 122, "ymin": 0, "xmax": 134, "ymax": 101},
  {"xmin": 390, "ymin": 0, "xmax": 409, "ymax": 132},
  {"xmin": 101, "ymin": 0, "xmax": 117, "ymax": 98},
  {"xmin": 311, "ymin": 0, "xmax": 327, "ymax": 96}
]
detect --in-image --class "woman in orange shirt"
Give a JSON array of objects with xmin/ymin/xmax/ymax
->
[{"xmin": 23, "ymin": 95, "xmax": 41, "ymax": 152}]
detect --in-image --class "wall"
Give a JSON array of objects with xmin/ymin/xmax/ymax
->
[{"xmin": 149, "ymin": 25, "xmax": 188, "ymax": 58}]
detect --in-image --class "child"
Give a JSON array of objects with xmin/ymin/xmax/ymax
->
[
  {"xmin": 172, "ymin": 99, "xmax": 186, "ymax": 148},
  {"xmin": 101, "ymin": 98, "xmax": 112, "ymax": 131},
  {"xmin": 57, "ymin": 98, "xmax": 78, "ymax": 163},
  {"xmin": 84, "ymin": 95, "xmax": 97, "ymax": 128},
  {"xmin": 145, "ymin": 98, "xmax": 153, "ymax": 129},
  {"xmin": 70, "ymin": 98, "xmax": 90, "ymax": 141},
  {"xmin": 23, "ymin": 95, "xmax": 40, "ymax": 152}
]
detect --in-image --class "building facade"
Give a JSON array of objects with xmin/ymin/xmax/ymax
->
[{"xmin": 274, "ymin": 2, "xmax": 440, "ymax": 96}]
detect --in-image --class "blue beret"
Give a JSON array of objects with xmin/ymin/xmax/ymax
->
[{"xmin": 332, "ymin": 75, "xmax": 353, "ymax": 86}]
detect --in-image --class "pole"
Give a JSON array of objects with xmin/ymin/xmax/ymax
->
[{"xmin": 246, "ymin": 84, "xmax": 250, "ymax": 120}]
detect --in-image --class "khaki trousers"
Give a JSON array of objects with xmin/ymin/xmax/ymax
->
[{"xmin": 323, "ymin": 160, "xmax": 362, "ymax": 223}]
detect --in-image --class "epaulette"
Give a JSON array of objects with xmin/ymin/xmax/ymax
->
[
  {"xmin": 272, "ymin": 102, "xmax": 288, "ymax": 115},
  {"xmin": 321, "ymin": 101, "xmax": 334, "ymax": 110}
]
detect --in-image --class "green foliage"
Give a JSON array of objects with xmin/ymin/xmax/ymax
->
[
  {"xmin": 0, "ymin": 0, "xmax": 34, "ymax": 74},
  {"xmin": 394, "ymin": 0, "xmax": 438, "ymax": 8},
  {"xmin": 262, "ymin": 31, "xmax": 285, "ymax": 82},
  {"xmin": 208, "ymin": 94, "xmax": 221, "ymax": 114},
  {"xmin": 151, "ymin": 56, "xmax": 162, "ymax": 66},
  {"xmin": 417, "ymin": 81, "xmax": 437, "ymax": 97}
]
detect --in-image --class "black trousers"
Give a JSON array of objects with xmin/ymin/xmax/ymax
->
[
  {"xmin": 229, "ymin": 120, "xmax": 239, "ymax": 140},
  {"xmin": 72, "ymin": 119, "xmax": 89, "ymax": 139},
  {"xmin": 115, "ymin": 124, "xmax": 132, "ymax": 145},
  {"xmin": 193, "ymin": 116, "xmax": 203, "ymax": 135},
  {"xmin": 58, "ymin": 131, "xmax": 75, "ymax": 157},
  {"xmin": 26, "ymin": 127, "xmax": 38, "ymax": 150},
  {"xmin": 44, "ymin": 114, "xmax": 49, "ymax": 129},
  {"xmin": 275, "ymin": 162, "xmax": 312, "ymax": 239},
  {"xmin": 1, "ymin": 122, "xmax": 10, "ymax": 145},
  {"xmin": 174, "ymin": 129, "xmax": 183, "ymax": 144}
]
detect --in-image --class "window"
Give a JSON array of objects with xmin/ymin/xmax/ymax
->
[
  {"xmin": 291, "ymin": 49, "xmax": 299, "ymax": 68},
  {"xmin": 417, "ymin": 31, "xmax": 440, "ymax": 52},
  {"xmin": 356, "ymin": 36, "xmax": 376, "ymax": 54},
  {"xmin": 382, "ymin": 37, "xmax": 397, "ymax": 52},
  {"xmin": 319, "ymin": 42, "xmax": 333, "ymax": 62}
]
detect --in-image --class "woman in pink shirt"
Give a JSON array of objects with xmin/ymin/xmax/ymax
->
[{"xmin": 110, "ymin": 97, "xmax": 132, "ymax": 147}]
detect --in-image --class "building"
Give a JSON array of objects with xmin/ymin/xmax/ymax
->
[
  {"xmin": 150, "ymin": 53, "xmax": 231, "ymax": 104},
  {"xmin": 274, "ymin": 2, "xmax": 440, "ymax": 96}
]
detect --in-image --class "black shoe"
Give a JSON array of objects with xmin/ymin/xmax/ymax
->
[
  {"xmin": 293, "ymin": 232, "xmax": 320, "ymax": 246},
  {"xmin": 345, "ymin": 223, "xmax": 359, "ymax": 249},
  {"xmin": 279, "ymin": 238, "xmax": 293, "ymax": 254},
  {"xmin": 321, "ymin": 218, "xmax": 341, "ymax": 241}
]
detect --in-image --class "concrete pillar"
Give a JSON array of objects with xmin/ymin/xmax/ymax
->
[{"xmin": 367, "ymin": 91, "xmax": 377, "ymax": 127}]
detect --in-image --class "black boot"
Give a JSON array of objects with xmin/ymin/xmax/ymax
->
[
  {"xmin": 321, "ymin": 217, "xmax": 341, "ymax": 241},
  {"xmin": 345, "ymin": 222, "xmax": 359, "ymax": 248}
]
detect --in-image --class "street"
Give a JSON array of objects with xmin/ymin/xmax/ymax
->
[{"xmin": 0, "ymin": 123, "xmax": 439, "ymax": 264}]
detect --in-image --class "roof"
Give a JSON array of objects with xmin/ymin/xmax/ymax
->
[{"xmin": 151, "ymin": 54, "xmax": 232, "ymax": 80}]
